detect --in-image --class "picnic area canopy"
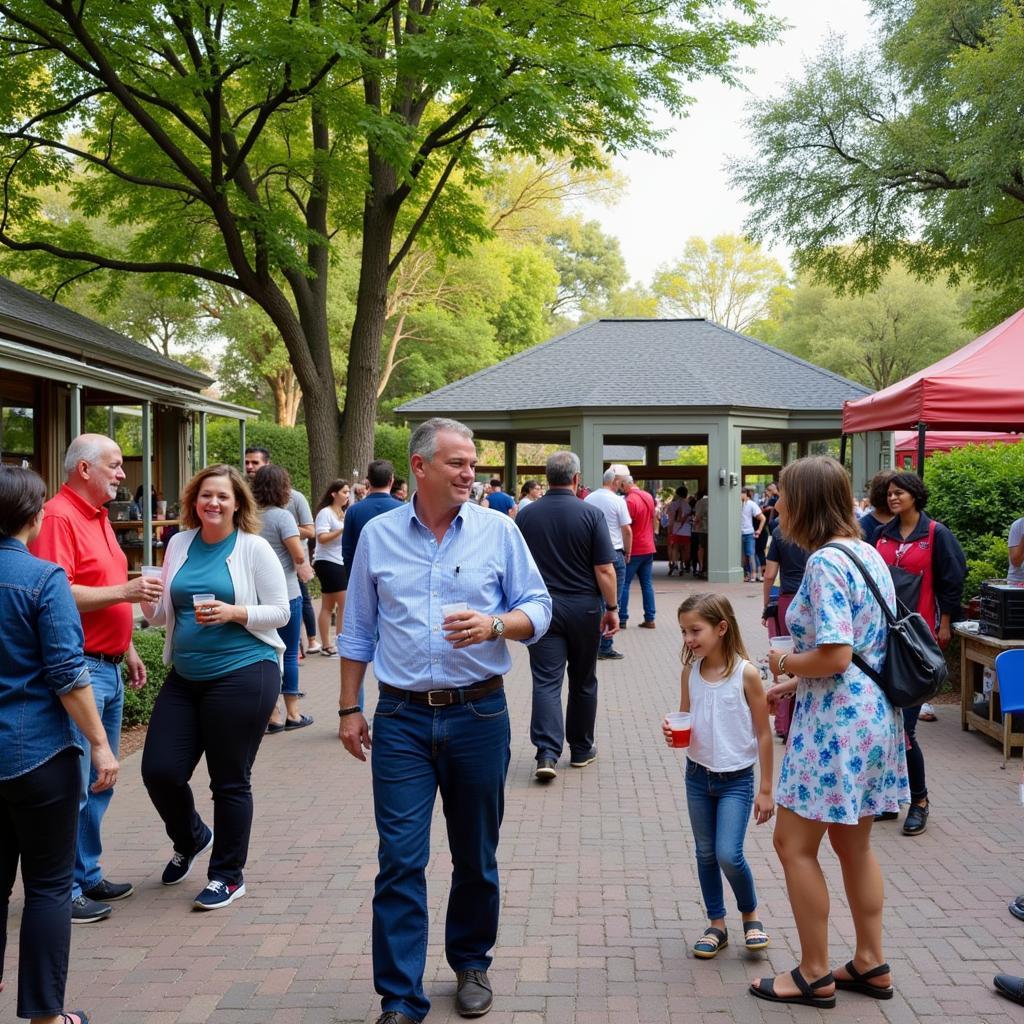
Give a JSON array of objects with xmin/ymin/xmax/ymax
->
[{"xmin": 842, "ymin": 307, "xmax": 1024, "ymax": 433}]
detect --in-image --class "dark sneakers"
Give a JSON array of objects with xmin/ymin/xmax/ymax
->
[
  {"xmin": 375, "ymin": 1013, "xmax": 419, "ymax": 1024},
  {"xmin": 535, "ymin": 759, "xmax": 557, "ymax": 781},
  {"xmin": 570, "ymin": 748, "xmax": 597, "ymax": 768},
  {"xmin": 902, "ymin": 800, "xmax": 929, "ymax": 836},
  {"xmin": 193, "ymin": 879, "xmax": 246, "ymax": 910},
  {"xmin": 597, "ymin": 650, "xmax": 624, "ymax": 661},
  {"xmin": 83, "ymin": 878, "xmax": 134, "ymax": 902},
  {"xmin": 455, "ymin": 969, "xmax": 493, "ymax": 1017},
  {"xmin": 71, "ymin": 894, "xmax": 112, "ymax": 923},
  {"xmin": 162, "ymin": 826, "xmax": 214, "ymax": 885}
]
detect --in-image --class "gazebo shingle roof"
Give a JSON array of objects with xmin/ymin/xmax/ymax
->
[
  {"xmin": 0, "ymin": 275, "xmax": 212, "ymax": 387},
  {"xmin": 397, "ymin": 318, "xmax": 871, "ymax": 414}
]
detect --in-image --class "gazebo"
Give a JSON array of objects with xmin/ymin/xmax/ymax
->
[{"xmin": 397, "ymin": 318, "xmax": 875, "ymax": 581}]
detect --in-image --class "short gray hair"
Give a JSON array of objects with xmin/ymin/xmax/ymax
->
[
  {"xmin": 602, "ymin": 467, "xmax": 617, "ymax": 485},
  {"xmin": 546, "ymin": 451, "xmax": 580, "ymax": 486},
  {"xmin": 623, "ymin": 475, "xmax": 635, "ymax": 486},
  {"xmin": 64, "ymin": 434, "xmax": 112, "ymax": 476},
  {"xmin": 409, "ymin": 417, "xmax": 474, "ymax": 464}
]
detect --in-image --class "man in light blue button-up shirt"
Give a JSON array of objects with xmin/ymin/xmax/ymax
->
[{"xmin": 338, "ymin": 417, "xmax": 550, "ymax": 1024}]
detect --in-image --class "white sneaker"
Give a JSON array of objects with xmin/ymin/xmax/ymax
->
[{"xmin": 305, "ymin": 642, "xmax": 323, "ymax": 654}]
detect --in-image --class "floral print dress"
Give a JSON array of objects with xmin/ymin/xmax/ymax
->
[{"xmin": 778, "ymin": 540, "xmax": 909, "ymax": 824}]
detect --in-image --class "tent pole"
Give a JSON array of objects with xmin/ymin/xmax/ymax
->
[
  {"xmin": 916, "ymin": 423, "xmax": 927, "ymax": 477},
  {"xmin": 838, "ymin": 433, "xmax": 848, "ymax": 466}
]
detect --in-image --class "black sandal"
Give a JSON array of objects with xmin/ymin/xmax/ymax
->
[
  {"xmin": 750, "ymin": 967, "xmax": 836, "ymax": 1008},
  {"xmin": 835, "ymin": 961, "xmax": 893, "ymax": 999},
  {"xmin": 61, "ymin": 1013, "xmax": 91, "ymax": 1024}
]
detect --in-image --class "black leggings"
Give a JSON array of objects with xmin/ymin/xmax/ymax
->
[
  {"xmin": 902, "ymin": 703, "xmax": 927, "ymax": 803},
  {"xmin": 141, "ymin": 661, "xmax": 280, "ymax": 886},
  {"xmin": 0, "ymin": 747, "xmax": 80, "ymax": 1019}
]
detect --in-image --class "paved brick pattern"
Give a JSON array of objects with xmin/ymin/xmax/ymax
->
[{"xmin": 4, "ymin": 577, "xmax": 1023, "ymax": 1023}]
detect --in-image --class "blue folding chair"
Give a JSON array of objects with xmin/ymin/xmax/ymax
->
[{"xmin": 994, "ymin": 650, "xmax": 1024, "ymax": 766}]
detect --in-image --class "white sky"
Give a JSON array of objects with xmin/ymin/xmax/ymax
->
[{"xmin": 582, "ymin": 0, "xmax": 876, "ymax": 284}]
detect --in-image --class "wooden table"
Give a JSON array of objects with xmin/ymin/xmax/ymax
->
[
  {"xmin": 112, "ymin": 519, "xmax": 181, "ymax": 571},
  {"xmin": 957, "ymin": 625, "xmax": 1024, "ymax": 764}
]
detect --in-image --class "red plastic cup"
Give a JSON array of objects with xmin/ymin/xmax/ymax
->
[{"xmin": 666, "ymin": 712, "xmax": 692, "ymax": 748}]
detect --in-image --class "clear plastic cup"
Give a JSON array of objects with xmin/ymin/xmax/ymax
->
[
  {"xmin": 768, "ymin": 636, "xmax": 795, "ymax": 652},
  {"xmin": 441, "ymin": 601, "xmax": 469, "ymax": 619},
  {"xmin": 141, "ymin": 565, "xmax": 162, "ymax": 579},
  {"xmin": 193, "ymin": 593, "xmax": 215, "ymax": 623},
  {"xmin": 666, "ymin": 711, "xmax": 692, "ymax": 748}
]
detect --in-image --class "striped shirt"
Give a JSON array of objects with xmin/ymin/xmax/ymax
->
[{"xmin": 339, "ymin": 498, "xmax": 551, "ymax": 690}]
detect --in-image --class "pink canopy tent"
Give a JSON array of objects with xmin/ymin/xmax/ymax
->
[
  {"xmin": 841, "ymin": 307, "xmax": 1024, "ymax": 472},
  {"xmin": 893, "ymin": 430, "xmax": 1022, "ymax": 470}
]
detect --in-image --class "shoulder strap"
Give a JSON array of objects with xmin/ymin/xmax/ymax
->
[{"xmin": 821, "ymin": 542, "xmax": 894, "ymax": 689}]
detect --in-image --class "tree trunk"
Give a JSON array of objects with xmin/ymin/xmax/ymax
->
[
  {"xmin": 255, "ymin": 281, "xmax": 340, "ymax": 498},
  {"xmin": 340, "ymin": 185, "xmax": 397, "ymax": 479}
]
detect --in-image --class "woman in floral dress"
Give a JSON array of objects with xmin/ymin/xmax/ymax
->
[{"xmin": 750, "ymin": 456, "xmax": 908, "ymax": 1010}]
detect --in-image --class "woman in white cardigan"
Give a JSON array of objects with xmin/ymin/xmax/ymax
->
[{"xmin": 140, "ymin": 465, "xmax": 289, "ymax": 911}]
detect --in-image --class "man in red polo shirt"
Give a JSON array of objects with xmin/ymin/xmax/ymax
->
[
  {"xmin": 621, "ymin": 475, "xmax": 658, "ymax": 628},
  {"xmin": 31, "ymin": 434, "xmax": 163, "ymax": 923}
]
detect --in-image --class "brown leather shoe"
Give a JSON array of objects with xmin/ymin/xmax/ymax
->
[{"xmin": 638, "ymin": 620, "xmax": 656, "ymax": 629}]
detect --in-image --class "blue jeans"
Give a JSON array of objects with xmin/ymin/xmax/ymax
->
[
  {"xmin": 370, "ymin": 688, "xmax": 511, "ymax": 1022},
  {"xmin": 621, "ymin": 553, "xmax": 655, "ymax": 624},
  {"xmin": 278, "ymin": 595, "xmax": 303, "ymax": 695},
  {"xmin": 299, "ymin": 578, "xmax": 316, "ymax": 641},
  {"xmin": 741, "ymin": 533, "xmax": 756, "ymax": 577},
  {"xmin": 599, "ymin": 549, "xmax": 626, "ymax": 654},
  {"xmin": 685, "ymin": 761, "xmax": 757, "ymax": 921},
  {"xmin": 71, "ymin": 658, "xmax": 123, "ymax": 899}
]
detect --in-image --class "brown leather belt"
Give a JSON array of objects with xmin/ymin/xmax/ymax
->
[{"xmin": 380, "ymin": 676, "xmax": 503, "ymax": 707}]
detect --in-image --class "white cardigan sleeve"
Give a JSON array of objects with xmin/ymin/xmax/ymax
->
[{"xmin": 243, "ymin": 534, "xmax": 290, "ymax": 631}]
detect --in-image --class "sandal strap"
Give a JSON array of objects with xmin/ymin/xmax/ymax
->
[
  {"xmin": 696, "ymin": 926, "xmax": 727, "ymax": 948},
  {"xmin": 845, "ymin": 960, "xmax": 890, "ymax": 982},
  {"xmin": 791, "ymin": 968, "xmax": 834, "ymax": 996},
  {"xmin": 743, "ymin": 919, "xmax": 765, "ymax": 934}
]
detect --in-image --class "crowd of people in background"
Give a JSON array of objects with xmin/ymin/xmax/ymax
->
[{"xmin": 5, "ymin": 421, "xmax": 1014, "ymax": 1024}]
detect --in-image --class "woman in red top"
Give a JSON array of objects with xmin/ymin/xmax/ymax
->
[{"xmin": 873, "ymin": 472, "xmax": 966, "ymax": 838}]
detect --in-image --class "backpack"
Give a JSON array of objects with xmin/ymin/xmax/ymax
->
[{"xmin": 823, "ymin": 543, "xmax": 948, "ymax": 709}]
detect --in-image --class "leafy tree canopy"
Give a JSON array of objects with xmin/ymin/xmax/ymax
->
[
  {"xmin": 0, "ymin": 0, "xmax": 779, "ymax": 495},
  {"xmin": 652, "ymin": 234, "xmax": 786, "ymax": 331},
  {"xmin": 750, "ymin": 262, "xmax": 973, "ymax": 390},
  {"xmin": 731, "ymin": 1, "xmax": 1024, "ymax": 327}
]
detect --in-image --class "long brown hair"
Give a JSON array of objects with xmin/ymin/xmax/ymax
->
[
  {"xmin": 677, "ymin": 592, "xmax": 748, "ymax": 674},
  {"xmin": 315, "ymin": 478, "xmax": 350, "ymax": 515},
  {"xmin": 180, "ymin": 464, "xmax": 260, "ymax": 533},
  {"xmin": 778, "ymin": 456, "xmax": 860, "ymax": 552}
]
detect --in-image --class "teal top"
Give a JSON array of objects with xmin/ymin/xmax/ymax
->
[{"xmin": 170, "ymin": 531, "xmax": 278, "ymax": 681}]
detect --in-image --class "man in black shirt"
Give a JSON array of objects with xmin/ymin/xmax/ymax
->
[{"xmin": 517, "ymin": 451, "xmax": 619, "ymax": 781}]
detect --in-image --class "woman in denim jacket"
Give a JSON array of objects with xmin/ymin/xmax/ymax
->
[{"xmin": 0, "ymin": 466, "xmax": 118, "ymax": 1024}]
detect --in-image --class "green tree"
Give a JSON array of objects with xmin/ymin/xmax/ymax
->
[
  {"xmin": 547, "ymin": 219, "xmax": 628, "ymax": 324},
  {"xmin": 732, "ymin": 3, "xmax": 1024, "ymax": 326},
  {"xmin": 751, "ymin": 265, "xmax": 972, "ymax": 390},
  {"xmin": 652, "ymin": 234, "xmax": 787, "ymax": 330},
  {"xmin": 0, "ymin": 0, "xmax": 777, "ymax": 495}
]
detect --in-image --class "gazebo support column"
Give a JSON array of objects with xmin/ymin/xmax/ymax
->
[
  {"xmin": 707, "ymin": 417, "xmax": 743, "ymax": 583},
  {"xmin": 504, "ymin": 439, "xmax": 518, "ymax": 497},
  {"xmin": 850, "ymin": 431, "xmax": 885, "ymax": 497},
  {"xmin": 141, "ymin": 399, "xmax": 153, "ymax": 566},
  {"xmin": 572, "ymin": 420, "xmax": 603, "ymax": 493},
  {"xmin": 69, "ymin": 384, "xmax": 82, "ymax": 442}
]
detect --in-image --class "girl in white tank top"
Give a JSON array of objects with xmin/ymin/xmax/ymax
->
[{"xmin": 662, "ymin": 593, "xmax": 775, "ymax": 962}]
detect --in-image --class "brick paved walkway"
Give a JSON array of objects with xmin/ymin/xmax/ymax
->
[{"xmin": 5, "ymin": 577, "xmax": 1023, "ymax": 1023}]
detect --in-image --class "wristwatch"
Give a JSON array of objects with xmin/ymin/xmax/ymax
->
[
  {"xmin": 490, "ymin": 616, "xmax": 505, "ymax": 637},
  {"xmin": 606, "ymin": 604, "xmax": 618, "ymax": 611}
]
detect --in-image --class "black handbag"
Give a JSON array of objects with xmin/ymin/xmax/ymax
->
[{"xmin": 823, "ymin": 543, "xmax": 948, "ymax": 709}]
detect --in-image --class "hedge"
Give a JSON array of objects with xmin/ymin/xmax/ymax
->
[
  {"xmin": 122, "ymin": 627, "xmax": 169, "ymax": 728},
  {"xmin": 205, "ymin": 419, "xmax": 411, "ymax": 500},
  {"xmin": 925, "ymin": 443, "xmax": 1022, "ymax": 599}
]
